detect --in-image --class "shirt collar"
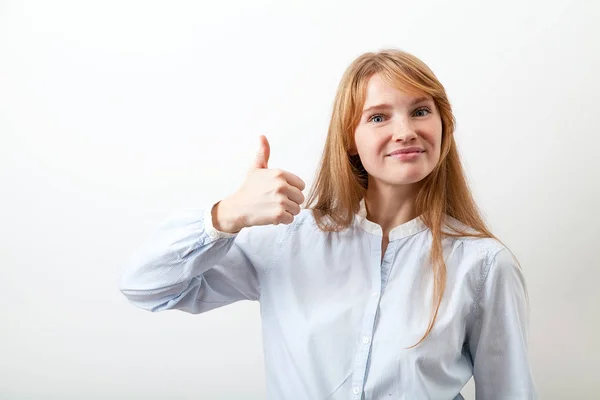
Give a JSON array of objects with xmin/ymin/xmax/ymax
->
[{"xmin": 355, "ymin": 198, "xmax": 428, "ymax": 241}]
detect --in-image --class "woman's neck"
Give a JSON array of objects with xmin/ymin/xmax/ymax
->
[{"xmin": 364, "ymin": 182, "xmax": 419, "ymax": 235}]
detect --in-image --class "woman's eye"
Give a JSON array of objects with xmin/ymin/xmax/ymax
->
[
  {"xmin": 369, "ymin": 114, "xmax": 385, "ymax": 123},
  {"xmin": 413, "ymin": 107, "xmax": 431, "ymax": 117}
]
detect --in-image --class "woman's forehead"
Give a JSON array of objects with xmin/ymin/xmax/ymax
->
[{"xmin": 363, "ymin": 74, "xmax": 432, "ymax": 107}]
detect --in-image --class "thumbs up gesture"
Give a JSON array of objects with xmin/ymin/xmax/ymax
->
[{"xmin": 212, "ymin": 135, "xmax": 306, "ymax": 234}]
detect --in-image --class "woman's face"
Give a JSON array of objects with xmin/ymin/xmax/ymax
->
[{"xmin": 352, "ymin": 73, "xmax": 443, "ymax": 188}]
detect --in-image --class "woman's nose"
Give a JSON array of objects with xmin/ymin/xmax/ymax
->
[{"xmin": 391, "ymin": 119, "xmax": 417, "ymax": 142}]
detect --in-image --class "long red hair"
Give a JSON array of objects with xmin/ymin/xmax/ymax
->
[{"xmin": 305, "ymin": 49, "xmax": 496, "ymax": 347}]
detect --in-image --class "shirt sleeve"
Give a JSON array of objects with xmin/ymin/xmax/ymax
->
[
  {"xmin": 118, "ymin": 201, "xmax": 280, "ymax": 314},
  {"xmin": 468, "ymin": 247, "xmax": 538, "ymax": 399}
]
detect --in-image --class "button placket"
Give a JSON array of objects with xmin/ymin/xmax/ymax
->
[{"xmin": 350, "ymin": 234, "xmax": 383, "ymax": 399}]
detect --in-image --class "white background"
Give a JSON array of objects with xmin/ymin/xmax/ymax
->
[{"xmin": 1, "ymin": 0, "xmax": 599, "ymax": 399}]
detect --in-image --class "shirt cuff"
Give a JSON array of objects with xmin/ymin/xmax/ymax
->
[{"xmin": 204, "ymin": 200, "xmax": 238, "ymax": 240}]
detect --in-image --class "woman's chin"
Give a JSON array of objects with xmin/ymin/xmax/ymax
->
[{"xmin": 371, "ymin": 173, "xmax": 430, "ymax": 187}]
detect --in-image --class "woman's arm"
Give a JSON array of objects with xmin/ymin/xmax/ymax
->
[
  {"xmin": 468, "ymin": 248, "xmax": 538, "ymax": 399},
  {"xmin": 118, "ymin": 202, "xmax": 279, "ymax": 314}
]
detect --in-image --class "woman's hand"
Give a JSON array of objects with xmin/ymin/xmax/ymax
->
[{"xmin": 212, "ymin": 135, "xmax": 306, "ymax": 234}]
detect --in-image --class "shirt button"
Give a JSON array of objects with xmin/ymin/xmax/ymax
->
[
  {"xmin": 362, "ymin": 336, "xmax": 371, "ymax": 344},
  {"xmin": 353, "ymin": 387, "xmax": 361, "ymax": 394}
]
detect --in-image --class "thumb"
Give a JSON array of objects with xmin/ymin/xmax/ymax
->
[{"xmin": 252, "ymin": 135, "xmax": 270, "ymax": 170}]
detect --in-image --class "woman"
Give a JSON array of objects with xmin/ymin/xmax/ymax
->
[{"xmin": 119, "ymin": 49, "xmax": 537, "ymax": 399}]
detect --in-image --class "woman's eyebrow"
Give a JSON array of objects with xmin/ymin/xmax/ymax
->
[
  {"xmin": 362, "ymin": 103, "xmax": 393, "ymax": 115},
  {"xmin": 362, "ymin": 97, "xmax": 433, "ymax": 115},
  {"xmin": 409, "ymin": 96, "xmax": 433, "ymax": 106}
]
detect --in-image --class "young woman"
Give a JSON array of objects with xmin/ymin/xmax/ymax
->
[{"xmin": 120, "ymin": 49, "xmax": 537, "ymax": 399}]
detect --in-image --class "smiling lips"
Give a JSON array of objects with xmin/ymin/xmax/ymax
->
[{"xmin": 387, "ymin": 147, "xmax": 425, "ymax": 159}]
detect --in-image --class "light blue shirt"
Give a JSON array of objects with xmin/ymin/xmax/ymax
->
[{"xmin": 119, "ymin": 200, "xmax": 537, "ymax": 399}]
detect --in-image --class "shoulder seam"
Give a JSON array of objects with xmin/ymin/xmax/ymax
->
[
  {"xmin": 469, "ymin": 247, "xmax": 507, "ymax": 321},
  {"xmin": 261, "ymin": 218, "xmax": 308, "ymax": 277}
]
